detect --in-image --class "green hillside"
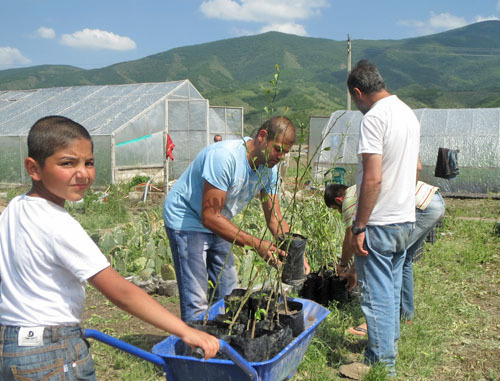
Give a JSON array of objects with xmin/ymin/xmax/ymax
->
[{"xmin": 2, "ymin": 20, "xmax": 500, "ymax": 129}]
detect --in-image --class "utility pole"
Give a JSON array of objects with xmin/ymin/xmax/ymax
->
[{"xmin": 347, "ymin": 34, "xmax": 352, "ymax": 110}]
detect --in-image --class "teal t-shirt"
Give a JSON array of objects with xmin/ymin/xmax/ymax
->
[{"xmin": 163, "ymin": 137, "xmax": 278, "ymax": 232}]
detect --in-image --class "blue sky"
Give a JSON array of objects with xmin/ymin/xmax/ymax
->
[{"xmin": 1, "ymin": 0, "xmax": 500, "ymax": 70}]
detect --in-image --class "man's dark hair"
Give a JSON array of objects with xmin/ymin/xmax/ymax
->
[
  {"xmin": 324, "ymin": 183, "xmax": 348, "ymax": 208},
  {"xmin": 256, "ymin": 116, "xmax": 295, "ymax": 143},
  {"xmin": 347, "ymin": 59, "xmax": 386, "ymax": 95},
  {"xmin": 28, "ymin": 115, "xmax": 92, "ymax": 167}
]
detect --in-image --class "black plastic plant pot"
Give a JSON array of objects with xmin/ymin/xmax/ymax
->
[
  {"xmin": 229, "ymin": 323, "xmax": 293, "ymax": 362},
  {"xmin": 299, "ymin": 272, "xmax": 319, "ymax": 302},
  {"xmin": 300, "ymin": 270, "xmax": 351, "ymax": 307},
  {"xmin": 278, "ymin": 300, "xmax": 304, "ymax": 337},
  {"xmin": 329, "ymin": 275, "xmax": 349, "ymax": 303},
  {"xmin": 318, "ymin": 271, "xmax": 332, "ymax": 306},
  {"xmin": 279, "ymin": 233, "xmax": 308, "ymax": 285}
]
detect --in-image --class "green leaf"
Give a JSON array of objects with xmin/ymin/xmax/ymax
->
[
  {"xmin": 133, "ymin": 257, "xmax": 147, "ymax": 269},
  {"xmin": 100, "ymin": 232, "xmax": 116, "ymax": 254}
]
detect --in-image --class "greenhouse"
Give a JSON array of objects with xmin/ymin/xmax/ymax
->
[
  {"xmin": 310, "ymin": 108, "xmax": 500, "ymax": 194},
  {"xmin": 0, "ymin": 80, "xmax": 243, "ymax": 187}
]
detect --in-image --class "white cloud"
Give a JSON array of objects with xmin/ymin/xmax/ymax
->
[
  {"xmin": 200, "ymin": 0, "xmax": 328, "ymax": 36},
  {"xmin": 475, "ymin": 15, "xmax": 500, "ymax": 22},
  {"xmin": 260, "ymin": 22, "xmax": 307, "ymax": 36},
  {"xmin": 428, "ymin": 12, "xmax": 467, "ymax": 30},
  {"xmin": 399, "ymin": 12, "xmax": 468, "ymax": 35},
  {"xmin": 60, "ymin": 29, "xmax": 136, "ymax": 51},
  {"xmin": 0, "ymin": 47, "xmax": 31, "ymax": 68},
  {"xmin": 36, "ymin": 27, "xmax": 56, "ymax": 39}
]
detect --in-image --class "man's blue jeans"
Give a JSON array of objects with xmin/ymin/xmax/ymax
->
[
  {"xmin": 165, "ymin": 227, "xmax": 238, "ymax": 322},
  {"xmin": 401, "ymin": 193, "xmax": 445, "ymax": 319},
  {"xmin": 354, "ymin": 222, "xmax": 413, "ymax": 375}
]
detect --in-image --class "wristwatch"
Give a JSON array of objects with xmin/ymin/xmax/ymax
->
[{"xmin": 351, "ymin": 222, "xmax": 366, "ymax": 235}]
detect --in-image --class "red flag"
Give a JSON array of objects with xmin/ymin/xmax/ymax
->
[{"xmin": 166, "ymin": 134, "xmax": 175, "ymax": 161}]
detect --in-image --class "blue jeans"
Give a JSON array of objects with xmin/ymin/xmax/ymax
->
[
  {"xmin": 354, "ymin": 222, "xmax": 413, "ymax": 376},
  {"xmin": 0, "ymin": 325, "xmax": 95, "ymax": 380},
  {"xmin": 401, "ymin": 193, "xmax": 445, "ymax": 319},
  {"xmin": 166, "ymin": 227, "xmax": 238, "ymax": 322}
]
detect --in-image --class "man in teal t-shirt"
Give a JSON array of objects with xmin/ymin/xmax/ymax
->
[{"xmin": 163, "ymin": 116, "xmax": 309, "ymax": 321}]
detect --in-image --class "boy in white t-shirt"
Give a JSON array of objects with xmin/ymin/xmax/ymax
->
[{"xmin": 0, "ymin": 116, "xmax": 219, "ymax": 380}]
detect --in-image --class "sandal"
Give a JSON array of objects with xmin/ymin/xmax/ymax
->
[{"xmin": 347, "ymin": 323, "xmax": 368, "ymax": 336}]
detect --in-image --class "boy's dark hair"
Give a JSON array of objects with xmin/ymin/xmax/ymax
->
[
  {"xmin": 28, "ymin": 116, "xmax": 92, "ymax": 167},
  {"xmin": 324, "ymin": 183, "xmax": 348, "ymax": 208},
  {"xmin": 347, "ymin": 59, "xmax": 385, "ymax": 96},
  {"xmin": 256, "ymin": 116, "xmax": 295, "ymax": 143}
]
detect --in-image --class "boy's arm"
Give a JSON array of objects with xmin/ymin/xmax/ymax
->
[
  {"xmin": 201, "ymin": 181, "xmax": 284, "ymax": 266},
  {"xmin": 88, "ymin": 266, "xmax": 219, "ymax": 359}
]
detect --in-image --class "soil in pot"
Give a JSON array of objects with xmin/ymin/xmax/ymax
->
[{"xmin": 279, "ymin": 233, "xmax": 308, "ymax": 286}]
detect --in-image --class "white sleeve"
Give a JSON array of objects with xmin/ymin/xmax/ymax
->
[{"xmin": 53, "ymin": 215, "xmax": 110, "ymax": 282}]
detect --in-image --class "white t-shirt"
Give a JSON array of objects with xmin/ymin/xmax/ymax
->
[
  {"xmin": 356, "ymin": 95, "xmax": 420, "ymax": 225},
  {"xmin": 0, "ymin": 195, "xmax": 110, "ymax": 326}
]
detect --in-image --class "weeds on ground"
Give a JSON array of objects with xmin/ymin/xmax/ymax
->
[{"xmin": 68, "ymin": 184, "xmax": 131, "ymax": 232}]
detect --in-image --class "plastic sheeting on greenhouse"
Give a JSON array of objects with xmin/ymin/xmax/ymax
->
[
  {"xmin": 0, "ymin": 80, "xmax": 243, "ymax": 187},
  {"xmin": 311, "ymin": 108, "xmax": 500, "ymax": 194}
]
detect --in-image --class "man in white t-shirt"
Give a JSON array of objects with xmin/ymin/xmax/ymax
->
[{"xmin": 339, "ymin": 60, "xmax": 420, "ymax": 379}]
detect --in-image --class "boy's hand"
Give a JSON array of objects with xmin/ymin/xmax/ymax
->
[{"xmin": 181, "ymin": 327, "xmax": 220, "ymax": 360}]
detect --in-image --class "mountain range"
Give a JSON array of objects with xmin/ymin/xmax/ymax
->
[{"xmin": 1, "ymin": 20, "xmax": 500, "ymax": 130}]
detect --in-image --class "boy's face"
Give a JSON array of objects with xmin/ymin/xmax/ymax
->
[{"xmin": 27, "ymin": 138, "xmax": 95, "ymax": 206}]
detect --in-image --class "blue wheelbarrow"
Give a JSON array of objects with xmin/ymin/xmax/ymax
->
[{"xmin": 85, "ymin": 297, "xmax": 330, "ymax": 381}]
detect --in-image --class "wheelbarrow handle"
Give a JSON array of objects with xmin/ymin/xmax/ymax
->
[
  {"xmin": 219, "ymin": 339, "xmax": 259, "ymax": 381},
  {"xmin": 193, "ymin": 340, "xmax": 258, "ymax": 380},
  {"xmin": 84, "ymin": 329, "xmax": 172, "ymax": 378}
]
